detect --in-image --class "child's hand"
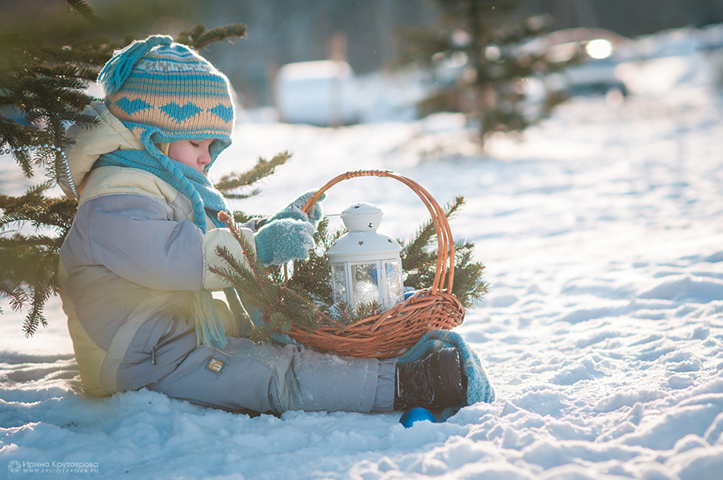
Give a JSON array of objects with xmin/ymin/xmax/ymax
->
[
  {"xmin": 252, "ymin": 191, "xmax": 325, "ymax": 264},
  {"xmin": 254, "ymin": 219, "xmax": 316, "ymax": 265},
  {"xmin": 257, "ymin": 191, "xmax": 325, "ymax": 232},
  {"xmin": 283, "ymin": 191, "xmax": 326, "ymax": 226}
]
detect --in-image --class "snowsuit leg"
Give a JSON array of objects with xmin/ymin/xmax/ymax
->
[{"xmin": 146, "ymin": 337, "xmax": 396, "ymax": 414}]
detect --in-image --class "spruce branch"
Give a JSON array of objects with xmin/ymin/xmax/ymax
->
[
  {"xmin": 214, "ymin": 211, "xmax": 283, "ymax": 309},
  {"xmin": 215, "ymin": 152, "xmax": 292, "ymax": 198},
  {"xmin": 399, "ymin": 195, "xmax": 487, "ymax": 307},
  {"xmin": 400, "ymin": 195, "xmax": 465, "ymax": 285},
  {"xmin": 0, "ymin": 234, "xmax": 61, "ymax": 337},
  {"xmin": 211, "ymin": 212, "xmax": 337, "ymax": 339},
  {"xmin": 286, "ymin": 217, "xmax": 339, "ymax": 307},
  {"xmin": 0, "ymin": 183, "xmax": 77, "ymax": 233},
  {"xmin": 232, "ymin": 211, "xmax": 263, "ymax": 225},
  {"xmin": 176, "ymin": 24, "xmax": 247, "ymax": 50},
  {"xmin": 279, "ymin": 286, "xmax": 341, "ymax": 329},
  {"xmin": 65, "ymin": 0, "xmax": 105, "ymax": 27}
]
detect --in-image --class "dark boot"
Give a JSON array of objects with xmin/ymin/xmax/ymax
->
[{"xmin": 394, "ymin": 348, "xmax": 467, "ymax": 412}]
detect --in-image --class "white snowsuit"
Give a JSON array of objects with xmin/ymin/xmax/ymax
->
[{"xmin": 58, "ymin": 102, "xmax": 395, "ymax": 413}]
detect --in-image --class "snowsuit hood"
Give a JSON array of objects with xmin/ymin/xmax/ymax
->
[{"xmin": 59, "ymin": 101, "xmax": 144, "ymax": 199}]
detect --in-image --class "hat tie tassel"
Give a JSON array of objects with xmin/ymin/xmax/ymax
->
[{"xmin": 98, "ymin": 35, "xmax": 173, "ymax": 97}]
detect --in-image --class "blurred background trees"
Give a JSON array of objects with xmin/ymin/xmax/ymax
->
[
  {"xmin": 395, "ymin": 0, "xmax": 583, "ymax": 143},
  {"xmin": 1, "ymin": 1, "xmax": 721, "ymax": 113},
  {"xmin": 3, "ymin": 0, "xmax": 718, "ymax": 108}
]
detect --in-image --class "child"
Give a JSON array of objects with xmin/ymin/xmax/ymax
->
[{"xmin": 58, "ymin": 35, "xmax": 467, "ymax": 415}]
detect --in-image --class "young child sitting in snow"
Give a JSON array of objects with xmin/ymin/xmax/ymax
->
[{"xmin": 58, "ymin": 35, "xmax": 468, "ymax": 415}]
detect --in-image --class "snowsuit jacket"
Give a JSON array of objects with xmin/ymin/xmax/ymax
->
[{"xmin": 58, "ymin": 102, "xmax": 393, "ymax": 414}]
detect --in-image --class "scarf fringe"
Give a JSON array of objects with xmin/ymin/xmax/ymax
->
[{"xmin": 193, "ymin": 289, "xmax": 226, "ymax": 349}]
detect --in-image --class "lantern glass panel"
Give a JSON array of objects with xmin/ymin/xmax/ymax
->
[
  {"xmin": 385, "ymin": 261, "xmax": 404, "ymax": 306},
  {"xmin": 352, "ymin": 263, "xmax": 380, "ymax": 305},
  {"xmin": 332, "ymin": 264, "xmax": 347, "ymax": 304}
]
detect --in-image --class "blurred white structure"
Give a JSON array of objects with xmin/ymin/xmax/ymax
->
[
  {"xmin": 274, "ymin": 60, "xmax": 359, "ymax": 126},
  {"xmin": 698, "ymin": 23, "xmax": 723, "ymax": 90},
  {"xmin": 703, "ymin": 45, "xmax": 723, "ymax": 88}
]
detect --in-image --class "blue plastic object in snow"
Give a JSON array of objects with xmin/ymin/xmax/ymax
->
[{"xmin": 400, "ymin": 407, "xmax": 437, "ymax": 428}]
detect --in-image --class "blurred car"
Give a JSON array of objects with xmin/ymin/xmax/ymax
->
[{"xmin": 540, "ymin": 28, "xmax": 631, "ymax": 97}]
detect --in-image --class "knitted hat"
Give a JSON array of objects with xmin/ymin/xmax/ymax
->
[{"xmin": 98, "ymin": 35, "xmax": 235, "ymax": 170}]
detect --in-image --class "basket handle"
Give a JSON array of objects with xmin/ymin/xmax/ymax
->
[{"xmin": 302, "ymin": 170, "xmax": 455, "ymax": 296}]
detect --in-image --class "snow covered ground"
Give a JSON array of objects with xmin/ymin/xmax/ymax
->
[{"xmin": 2, "ymin": 26, "xmax": 723, "ymax": 479}]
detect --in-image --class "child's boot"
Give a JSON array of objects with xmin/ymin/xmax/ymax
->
[{"xmin": 394, "ymin": 348, "xmax": 467, "ymax": 411}]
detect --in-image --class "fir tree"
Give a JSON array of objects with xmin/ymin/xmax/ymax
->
[
  {"xmin": 398, "ymin": 0, "xmax": 582, "ymax": 145},
  {"xmin": 0, "ymin": 0, "xmax": 269, "ymax": 336},
  {"xmin": 399, "ymin": 196, "xmax": 488, "ymax": 308}
]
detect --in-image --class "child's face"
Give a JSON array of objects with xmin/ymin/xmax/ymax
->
[{"xmin": 167, "ymin": 139, "xmax": 216, "ymax": 173}]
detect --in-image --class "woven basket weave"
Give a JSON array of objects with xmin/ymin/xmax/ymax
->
[{"xmin": 286, "ymin": 170, "xmax": 465, "ymax": 359}]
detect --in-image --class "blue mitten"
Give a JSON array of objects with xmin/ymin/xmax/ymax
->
[
  {"xmin": 254, "ymin": 218, "xmax": 316, "ymax": 265},
  {"xmin": 269, "ymin": 191, "xmax": 326, "ymax": 226}
]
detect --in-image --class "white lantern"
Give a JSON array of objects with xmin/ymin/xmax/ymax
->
[{"xmin": 328, "ymin": 202, "xmax": 404, "ymax": 309}]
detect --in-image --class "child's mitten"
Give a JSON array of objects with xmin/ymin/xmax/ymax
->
[
  {"xmin": 254, "ymin": 219, "xmax": 316, "ymax": 265},
  {"xmin": 274, "ymin": 191, "xmax": 326, "ymax": 226},
  {"xmin": 255, "ymin": 191, "xmax": 326, "ymax": 232}
]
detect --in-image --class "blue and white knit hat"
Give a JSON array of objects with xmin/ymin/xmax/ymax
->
[{"xmin": 98, "ymin": 35, "xmax": 235, "ymax": 169}]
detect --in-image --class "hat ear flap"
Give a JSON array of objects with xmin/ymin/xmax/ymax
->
[{"xmin": 98, "ymin": 35, "xmax": 174, "ymax": 97}]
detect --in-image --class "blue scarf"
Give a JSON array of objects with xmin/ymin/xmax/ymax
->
[{"xmin": 95, "ymin": 148, "xmax": 229, "ymax": 233}]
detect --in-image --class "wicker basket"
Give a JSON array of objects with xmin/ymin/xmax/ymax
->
[{"xmin": 286, "ymin": 170, "xmax": 465, "ymax": 359}]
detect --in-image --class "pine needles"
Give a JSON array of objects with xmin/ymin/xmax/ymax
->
[
  {"xmin": 215, "ymin": 152, "xmax": 292, "ymax": 200},
  {"xmin": 175, "ymin": 24, "xmax": 247, "ymax": 50},
  {"xmin": 400, "ymin": 196, "xmax": 489, "ymax": 308},
  {"xmin": 215, "ymin": 152, "xmax": 293, "ymax": 226},
  {"xmin": 211, "ymin": 212, "xmax": 340, "ymax": 341}
]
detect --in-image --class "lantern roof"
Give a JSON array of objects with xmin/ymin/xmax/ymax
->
[
  {"xmin": 329, "ymin": 202, "xmax": 402, "ymax": 262},
  {"xmin": 340, "ymin": 202, "xmax": 383, "ymax": 232}
]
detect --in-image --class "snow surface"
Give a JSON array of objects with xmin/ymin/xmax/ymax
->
[{"xmin": 2, "ymin": 26, "xmax": 723, "ymax": 479}]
